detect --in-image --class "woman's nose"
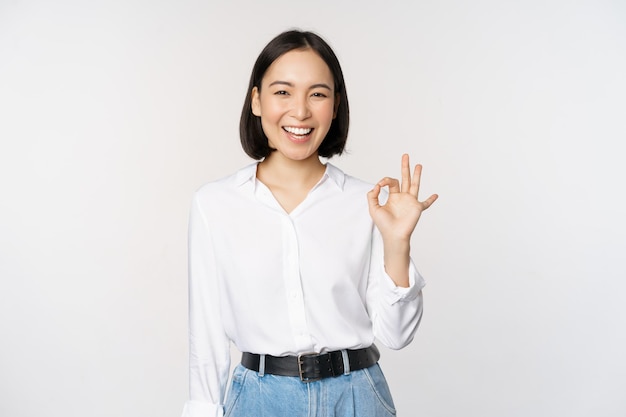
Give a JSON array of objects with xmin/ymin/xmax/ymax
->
[{"xmin": 292, "ymin": 95, "xmax": 311, "ymax": 120}]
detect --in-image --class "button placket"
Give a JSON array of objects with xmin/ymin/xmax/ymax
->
[{"xmin": 281, "ymin": 215, "xmax": 312, "ymax": 351}]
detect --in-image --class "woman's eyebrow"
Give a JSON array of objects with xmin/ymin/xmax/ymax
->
[
  {"xmin": 268, "ymin": 80, "xmax": 292, "ymax": 88},
  {"xmin": 310, "ymin": 83, "xmax": 332, "ymax": 90},
  {"xmin": 268, "ymin": 80, "xmax": 332, "ymax": 90}
]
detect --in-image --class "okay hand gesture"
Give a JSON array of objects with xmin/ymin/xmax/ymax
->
[{"xmin": 367, "ymin": 154, "xmax": 438, "ymax": 242}]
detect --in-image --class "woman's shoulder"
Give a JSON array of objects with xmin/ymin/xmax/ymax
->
[
  {"xmin": 326, "ymin": 163, "xmax": 389, "ymax": 202},
  {"xmin": 326, "ymin": 162, "xmax": 376, "ymax": 191},
  {"xmin": 194, "ymin": 163, "xmax": 258, "ymax": 196}
]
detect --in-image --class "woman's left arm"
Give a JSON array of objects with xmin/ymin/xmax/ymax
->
[{"xmin": 367, "ymin": 154, "xmax": 438, "ymax": 287}]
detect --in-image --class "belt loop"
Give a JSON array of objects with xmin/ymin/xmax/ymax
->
[
  {"xmin": 341, "ymin": 349, "xmax": 350, "ymax": 375},
  {"xmin": 259, "ymin": 354, "xmax": 266, "ymax": 377}
]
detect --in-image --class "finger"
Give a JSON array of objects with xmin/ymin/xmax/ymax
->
[
  {"xmin": 401, "ymin": 154, "xmax": 410, "ymax": 193},
  {"xmin": 420, "ymin": 193, "xmax": 439, "ymax": 210},
  {"xmin": 410, "ymin": 164, "xmax": 422, "ymax": 197},
  {"xmin": 367, "ymin": 184, "xmax": 382, "ymax": 215},
  {"xmin": 378, "ymin": 177, "xmax": 401, "ymax": 193}
]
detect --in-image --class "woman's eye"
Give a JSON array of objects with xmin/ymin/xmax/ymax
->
[
  {"xmin": 274, "ymin": 90, "xmax": 289, "ymax": 95},
  {"xmin": 312, "ymin": 92, "xmax": 327, "ymax": 98}
]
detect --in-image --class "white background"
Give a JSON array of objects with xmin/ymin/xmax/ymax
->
[{"xmin": 1, "ymin": 0, "xmax": 625, "ymax": 416}]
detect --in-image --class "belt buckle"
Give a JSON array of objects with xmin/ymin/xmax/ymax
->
[{"xmin": 297, "ymin": 352, "xmax": 320, "ymax": 383}]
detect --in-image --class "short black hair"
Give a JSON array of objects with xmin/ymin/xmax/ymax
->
[{"xmin": 239, "ymin": 29, "xmax": 350, "ymax": 160}]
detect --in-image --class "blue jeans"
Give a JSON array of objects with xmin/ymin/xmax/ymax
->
[{"xmin": 223, "ymin": 362, "xmax": 397, "ymax": 417}]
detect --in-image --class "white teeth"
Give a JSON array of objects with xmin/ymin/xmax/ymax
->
[{"xmin": 284, "ymin": 127, "xmax": 312, "ymax": 135}]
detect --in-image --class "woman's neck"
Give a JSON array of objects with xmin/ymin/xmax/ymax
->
[{"xmin": 257, "ymin": 152, "xmax": 326, "ymax": 190}]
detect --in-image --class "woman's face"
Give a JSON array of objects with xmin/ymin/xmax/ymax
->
[{"xmin": 251, "ymin": 49, "xmax": 338, "ymax": 163}]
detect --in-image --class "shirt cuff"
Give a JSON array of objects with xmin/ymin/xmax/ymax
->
[
  {"xmin": 381, "ymin": 259, "xmax": 426, "ymax": 305},
  {"xmin": 181, "ymin": 400, "xmax": 223, "ymax": 417}
]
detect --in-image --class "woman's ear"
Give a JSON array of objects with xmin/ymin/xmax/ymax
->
[
  {"xmin": 333, "ymin": 93, "xmax": 340, "ymax": 119},
  {"xmin": 251, "ymin": 87, "xmax": 261, "ymax": 117}
]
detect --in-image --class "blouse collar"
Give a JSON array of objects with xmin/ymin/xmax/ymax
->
[{"xmin": 234, "ymin": 161, "xmax": 346, "ymax": 191}]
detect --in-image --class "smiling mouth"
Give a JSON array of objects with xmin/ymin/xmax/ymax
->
[{"xmin": 283, "ymin": 126, "xmax": 313, "ymax": 138}]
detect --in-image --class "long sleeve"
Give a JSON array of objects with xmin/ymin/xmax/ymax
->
[
  {"xmin": 181, "ymin": 194, "xmax": 231, "ymax": 417},
  {"xmin": 366, "ymin": 225, "xmax": 426, "ymax": 350}
]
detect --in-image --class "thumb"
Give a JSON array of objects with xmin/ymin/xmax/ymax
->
[{"xmin": 367, "ymin": 184, "xmax": 381, "ymax": 215}]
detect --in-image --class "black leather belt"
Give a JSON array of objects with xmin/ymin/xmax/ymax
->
[{"xmin": 241, "ymin": 345, "xmax": 380, "ymax": 382}]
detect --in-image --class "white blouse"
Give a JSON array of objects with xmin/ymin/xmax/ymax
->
[{"xmin": 181, "ymin": 162, "xmax": 426, "ymax": 417}]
